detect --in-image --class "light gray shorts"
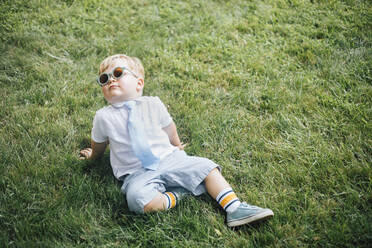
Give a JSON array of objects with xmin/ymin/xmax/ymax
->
[{"xmin": 121, "ymin": 150, "xmax": 220, "ymax": 214}]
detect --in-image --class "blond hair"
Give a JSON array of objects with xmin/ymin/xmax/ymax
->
[{"xmin": 99, "ymin": 54, "xmax": 145, "ymax": 79}]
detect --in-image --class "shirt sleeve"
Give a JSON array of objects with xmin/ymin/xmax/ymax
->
[
  {"xmin": 155, "ymin": 97, "xmax": 173, "ymax": 128},
  {"xmin": 91, "ymin": 111, "xmax": 108, "ymax": 143}
]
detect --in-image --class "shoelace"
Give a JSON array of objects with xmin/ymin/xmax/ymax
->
[{"xmin": 241, "ymin": 202, "xmax": 261, "ymax": 209}]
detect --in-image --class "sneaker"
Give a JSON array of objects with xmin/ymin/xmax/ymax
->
[{"xmin": 227, "ymin": 202, "xmax": 274, "ymax": 227}]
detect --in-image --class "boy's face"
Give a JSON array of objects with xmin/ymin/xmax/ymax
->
[{"xmin": 101, "ymin": 59, "xmax": 144, "ymax": 104}]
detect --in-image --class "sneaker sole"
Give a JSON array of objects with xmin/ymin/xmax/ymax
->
[{"xmin": 227, "ymin": 209, "xmax": 274, "ymax": 227}]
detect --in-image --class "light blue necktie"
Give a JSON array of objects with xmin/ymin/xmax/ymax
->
[{"xmin": 124, "ymin": 101, "xmax": 159, "ymax": 170}]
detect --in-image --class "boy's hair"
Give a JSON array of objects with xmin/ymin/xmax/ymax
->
[{"xmin": 99, "ymin": 54, "xmax": 145, "ymax": 79}]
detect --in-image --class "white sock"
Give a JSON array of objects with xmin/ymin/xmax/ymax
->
[
  {"xmin": 163, "ymin": 192, "xmax": 177, "ymax": 210},
  {"xmin": 216, "ymin": 188, "xmax": 241, "ymax": 213}
]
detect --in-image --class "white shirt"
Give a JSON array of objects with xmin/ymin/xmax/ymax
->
[{"xmin": 91, "ymin": 96, "xmax": 178, "ymax": 179}]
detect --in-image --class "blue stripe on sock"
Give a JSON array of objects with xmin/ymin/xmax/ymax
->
[
  {"xmin": 164, "ymin": 193, "xmax": 171, "ymax": 209},
  {"xmin": 224, "ymin": 199, "xmax": 239, "ymax": 211},
  {"xmin": 172, "ymin": 192, "xmax": 179, "ymax": 202},
  {"xmin": 217, "ymin": 189, "xmax": 233, "ymax": 203}
]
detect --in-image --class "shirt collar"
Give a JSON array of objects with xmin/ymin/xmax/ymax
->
[{"xmin": 111, "ymin": 97, "xmax": 145, "ymax": 108}]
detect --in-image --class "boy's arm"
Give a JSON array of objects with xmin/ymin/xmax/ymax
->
[
  {"xmin": 162, "ymin": 121, "xmax": 185, "ymax": 150},
  {"xmin": 79, "ymin": 140, "xmax": 108, "ymax": 160}
]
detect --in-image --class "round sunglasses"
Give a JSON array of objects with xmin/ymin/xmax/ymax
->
[{"xmin": 97, "ymin": 66, "xmax": 138, "ymax": 86}]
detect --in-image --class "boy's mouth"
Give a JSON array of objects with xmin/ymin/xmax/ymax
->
[{"xmin": 109, "ymin": 84, "xmax": 119, "ymax": 89}]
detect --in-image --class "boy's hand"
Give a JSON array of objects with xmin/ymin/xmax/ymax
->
[
  {"xmin": 177, "ymin": 143, "xmax": 187, "ymax": 150},
  {"xmin": 79, "ymin": 140, "xmax": 108, "ymax": 160},
  {"xmin": 79, "ymin": 148, "xmax": 93, "ymax": 160}
]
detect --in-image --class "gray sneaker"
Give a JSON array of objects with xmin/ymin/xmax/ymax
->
[{"xmin": 227, "ymin": 202, "xmax": 274, "ymax": 227}]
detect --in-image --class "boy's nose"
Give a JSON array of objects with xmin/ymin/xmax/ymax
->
[{"xmin": 107, "ymin": 75, "xmax": 116, "ymax": 84}]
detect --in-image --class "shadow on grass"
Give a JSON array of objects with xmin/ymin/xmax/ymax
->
[
  {"xmin": 78, "ymin": 148, "xmax": 134, "ymax": 221},
  {"xmin": 230, "ymin": 218, "xmax": 274, "ymax": 234},
  {"xmin": 78, "ymin": 139, "xmax": 115, "ymax": 181},
  {"xmin": 81, "ymin": 154, "xmax": 113, "ymax": 180}
]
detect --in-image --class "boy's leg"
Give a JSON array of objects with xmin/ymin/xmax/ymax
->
[
  {"xmin": 124, "ymin": 176, "xmax": 181, "ymax": 213},
  {"xmin": 123, "ymin": 167, "xmax": 189, "ymax": 214},
  {"xmin": 204, "ymin": 168, "xmax": 232, "ymax": 198},
  {"xmin": 204, "ymin": 168, "xmax": 274, "ymax": 227},
  {"xmin": 143, "ymin": 187, "xmax": 191, "ymax": 213},
  {"xmin": 143, "ymin": 191, "xmax": 179, "ymax": 213},
  {"xmin": 204, "ymin": 168, "xmax": 241, "ymax": 212},
  {"xmin": 143, "ymin": 193, "xmax": 166, "ymax": 212}
]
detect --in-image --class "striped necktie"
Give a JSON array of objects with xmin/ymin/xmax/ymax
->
[{"xmin": 124, "ymin": 101, "xmax": 159, "ymax": 170}]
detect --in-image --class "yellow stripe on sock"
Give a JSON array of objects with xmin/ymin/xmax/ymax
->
[
  {"xmin": 166, "ymin": 192, "xmax": 176, "ymax": 208},
  {"xmin": 219, "ymin": 193, "xmax": 237, "ymax": 209}
]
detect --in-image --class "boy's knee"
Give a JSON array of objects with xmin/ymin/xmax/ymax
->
[
  {"xmin": 143, "ymin": 201, "xmax": 154, "ymax": 213},
  {"xmin": 126, "ymin": 187, "xmax": 145, "ymax": 214}
]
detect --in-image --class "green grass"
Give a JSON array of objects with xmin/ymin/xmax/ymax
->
[{"xmin": 0, "ymin": 0, "xmax": 371, "ymax": 247}]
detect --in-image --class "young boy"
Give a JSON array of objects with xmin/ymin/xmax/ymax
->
[{"xmin": 80, "ymin": 54, "xmax": 274, "ymax": 227}]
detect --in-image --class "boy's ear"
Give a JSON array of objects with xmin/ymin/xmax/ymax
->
[{"xmin": 136, "ymin": 78, "xmax": 144, "ymax": 91}]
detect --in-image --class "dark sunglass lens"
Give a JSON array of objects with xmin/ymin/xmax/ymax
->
[
  {"xmin": 99, "ymin": 74, "xmax": 109, "ymax": 85},
  {"xmin": 113, "ymin": 67, "xmax": 123, "ymax": 78}
]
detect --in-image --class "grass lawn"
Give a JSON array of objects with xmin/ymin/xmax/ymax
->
[{"xmin": 0, "ymin": 0, "xmax": 371, "ymax": 247}]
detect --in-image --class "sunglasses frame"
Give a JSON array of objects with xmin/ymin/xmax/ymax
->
[{"xmin": 97, "ymin": 66, "xmax": 138, "ymax": 86}]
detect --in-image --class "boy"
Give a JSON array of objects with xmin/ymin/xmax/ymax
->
[{"xmin": 79, "ymin": 54, "xmax": 273, "ymax": 227}]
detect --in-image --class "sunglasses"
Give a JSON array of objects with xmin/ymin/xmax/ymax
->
[{"xmin": 97, "ymin": 66, "xmax": 138, "ymax": 86}]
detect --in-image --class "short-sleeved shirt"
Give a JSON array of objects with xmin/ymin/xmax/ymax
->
[{"xmin": 91, "ymin": 96, "xmax": 178, "ymax": 179}]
